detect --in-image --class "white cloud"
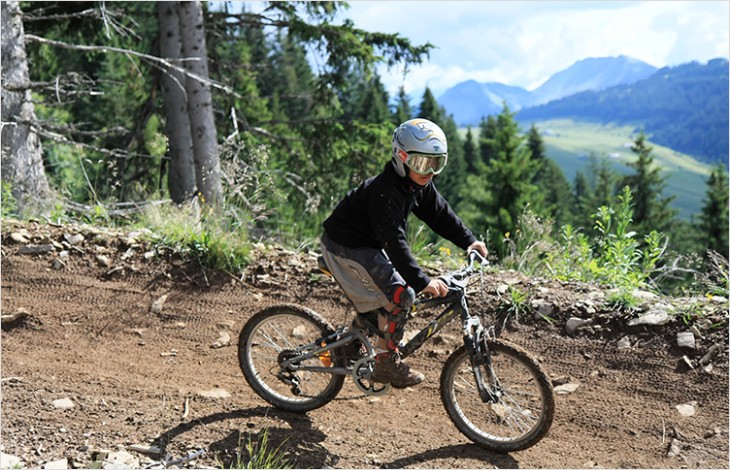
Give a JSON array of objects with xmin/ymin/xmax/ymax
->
[{"xmin": 340, "ymin": 1, "xmax": 729, "ymax": 97}]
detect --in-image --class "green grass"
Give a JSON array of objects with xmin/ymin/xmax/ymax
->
[
  {"xmin": 229, "ymin": 428, "xmax": 292, "ymax": 469},
  {"xmin": 138, "ymin": 201, "xmax": 252, "ymax": 275}
]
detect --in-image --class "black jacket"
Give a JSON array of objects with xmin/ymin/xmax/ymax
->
[{"xmin": 323, "ymin": 163, "xmax": 477, "ymax": 292}]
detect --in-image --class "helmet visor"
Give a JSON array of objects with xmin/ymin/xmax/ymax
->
[{"xmin": 406, "ymin": 153, "xmax": 448, "ymax": 175}]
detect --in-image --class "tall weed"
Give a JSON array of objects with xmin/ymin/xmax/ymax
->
[
  {"xmin": 509, "ymin": 187, "xmax": 666, "ymax": 293},
  {"xmin": 229, "ymin": 428, "xmax": 292, "ymax": 469},
  {"xmin": 502, "ymin": 208, "xmax": 554, "ymax": 275}
]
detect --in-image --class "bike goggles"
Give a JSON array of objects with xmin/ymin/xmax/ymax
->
[{"xmin": 401, "ymin": 151, "xmax": 448, "ymax": 175}]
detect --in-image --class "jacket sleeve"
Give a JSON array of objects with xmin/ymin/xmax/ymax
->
[
  {"xmin": 413, "ymin": 184, "xmax": 478, "ymax": 250},
  {"xmin": 370, "ymin": 190, "xmax": 431, "ymax": 293}
]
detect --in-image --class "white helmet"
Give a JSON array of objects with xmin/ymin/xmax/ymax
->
[{"xmin": 391, "ymin": 118, "xmax": 449, "ymax": 177}]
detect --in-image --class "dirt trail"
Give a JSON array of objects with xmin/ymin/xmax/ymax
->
[{"xmin": 1, "ymin": 221, "xmax": 728, "ymax": 469}]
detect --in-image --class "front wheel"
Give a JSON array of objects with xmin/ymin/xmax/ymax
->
[
  {"xmin": 440, "ymin": 339, "xmax": 555, "ymax": 452},
  {"xmin": 238, "ymin": 304, "xmax": 345, "ymax": 412}
]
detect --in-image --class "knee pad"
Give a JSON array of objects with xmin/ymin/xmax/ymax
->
[
  {"xmin": 379, "ymin": 285, "xmax": 415, "ymax": 352},
  {"xmin": 393, "ymin": 285, "xmax": 416, "ymax": 312}
]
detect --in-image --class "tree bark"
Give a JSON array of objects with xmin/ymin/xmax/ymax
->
[
  {"xmin": 158, "ymin": 1, "xmax": 196, "ymax": 204},
  {"xmin": 178, "ymin": 0, "xmax": 222, "ymax": 206},
  {"xmin": 1, "ymin": 1, "xmax": 54, "ymax": 216}
]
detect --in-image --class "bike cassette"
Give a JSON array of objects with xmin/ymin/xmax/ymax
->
[{"xmin": 351, "ymin": 357, "xmax": 391, "ymax": 396}]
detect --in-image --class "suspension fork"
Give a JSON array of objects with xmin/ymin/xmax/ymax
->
[{"xmin": 462, "ymin": 314, "xmax": 499, "ymax": 403}]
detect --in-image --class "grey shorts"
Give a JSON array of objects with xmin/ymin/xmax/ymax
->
[{"xmin": 320, "ymin": 233, "xmax": 404, "ymax": 313}]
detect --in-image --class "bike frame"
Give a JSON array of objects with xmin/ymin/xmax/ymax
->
[
  {"xmin": 281, "ymin": 284, "xmax": 487, "ymax": 376},
  {"xmin": 399, "ymin": 289, "xmax": 468, "ymax": 358},
  {"xmin": 278, "ymin": 291, "xmax": 462, "ymax": 374}
]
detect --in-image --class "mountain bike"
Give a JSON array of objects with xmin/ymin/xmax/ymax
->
[{"xmin": 238, "ymin": 251, "xmax": 555, "ymax": 452}]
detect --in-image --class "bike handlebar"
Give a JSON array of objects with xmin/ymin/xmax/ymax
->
[
  {"xmin": 416, "ymin": 250, "xmax": 487, "ymax": 302},
  {"xmin": 437, "ymin": 250, "xmax": 488, "ymax": 289}
]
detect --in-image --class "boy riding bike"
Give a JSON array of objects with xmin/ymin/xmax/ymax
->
[{"xmin": 320, "ymin": 118, "xmax": 488, "ymax": 388}]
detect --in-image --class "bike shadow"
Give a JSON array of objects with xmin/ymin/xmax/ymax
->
[
  {"xmin": 382, "ymin": 443, "xmax": 520, "ymax": 469},
  {"xmin": 152, "ymin": 405, "xmax": 338, "ymax": 468}
]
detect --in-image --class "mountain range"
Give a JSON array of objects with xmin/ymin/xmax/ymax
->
[
  {"xmin": 436, "ymin": 56, "xmax": 729, "ymax": 164},
  {"xmin": 438, "ymin": 56, "xmax": 658, "ymax": 125}
]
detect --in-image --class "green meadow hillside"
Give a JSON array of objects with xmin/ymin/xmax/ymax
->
[
  {"xmin": 535, "ymin": 119, "xmax": 710, "ymax": 220},
  {"xmin": 461, "ymin": 119, "xmax": 712, "ymax": 220}
]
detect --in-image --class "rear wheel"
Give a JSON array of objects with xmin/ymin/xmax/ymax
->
[
  {"xmin": 440, "ymin": 339, "xmax": 555, "ymax": 452},
  {"xmin": 238, "ymin": 304, "xmax": 345, "ymax": 412}
]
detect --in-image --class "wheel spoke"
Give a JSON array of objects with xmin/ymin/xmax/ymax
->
[
  {"xmin": 239, "ymin": 307, "xmax": 345, "ymax": 412},
  {"xmin": 441, "ymin": 340, "xmax": 554, "ymax": 452}
]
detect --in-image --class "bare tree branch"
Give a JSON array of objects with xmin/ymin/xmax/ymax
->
[
  {"xmin": 64, "ymin": 198, "xmax": 171, "ymax": 217},
  {"xmin": 18, "ymin": 118, "xmax": 168, "ymax": 161},
  {"xmin": 41, "ymin": 120, "xmax": 127, "ymax": 139},
  {"xmin": 248, "ymin": 126, "xmax": 303, "ymax": 143},
  {"xmin": 23, "ymin": 5, "xmax": 139, "ymax": 39},
  {"xmin": 24, "ymin": 34, "xmax": 241, "ymax": 98},
  {"xmin": 22, "ymin": 8, "xmax": 101, "ymax": 22},
  {"xmin": 3, "ymin": 72, "xmax": 109, "ymax": 101}
]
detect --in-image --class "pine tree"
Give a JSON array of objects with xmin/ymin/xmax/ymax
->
[
  {"xmin": 417, "ymin": 88, "xmax": 445, "ymax": 123},
  {"xmin": 436, "ymin": 115, "xmax": 466, "ymax": 205},
  {"xmin": 539, "ymin": 159, "xmax": 573, "ymax": 230},
  {"xmin": 622, "ymin": 134, "xmax": 677, "ymax": 237},
  {"xmin": 572, "ymin": 171, "xmax": 593, "ymax": 231},
  {"xmin": 463, "ymin": 127, "xmax": 477, "ymax": 174},
  {"xmin": 697, "ymin": 164, "xmax": 729, "ymax": 257},
  {"xmin": 568, "ymin": 155, "xmax": 621, "ymax": 235},
  {"xmin": 179, "ymin": 0, "xmax": 222, "ymax": 205},
  {"xmin": 357, "ymin": 75, "xmax": 390, "ymax": 123},
  {"xmin": 525, "ymin": 123, "xmax": 547, "ymax": 218},
  {"xmin": 478, "ymin": 114, "xmax": 498, "ymax": 166},
  {"xmin": 520, "ymin": 122, "xmax": 572, "ymax": 233},
  {"xmin": 251, "ymin": 29, "xmax": 315, "ymax": 122},
  {"xmin": 158, "ymin": 1, "xmax": 195, "ymax": 203},
  {"xmin": 527, "ymin": 124, "xmax": 546, "ymax": 168},
  {"xmin": 590, "ymin": 156, "xmax": 618, "ymax": 210},
  {"xmin": 392, "ymin": 86, "xmax": 412, "ymax": 126},
  {"xmin": 460, "ymin": 105, "xmax": 539, "ymax": 258}
]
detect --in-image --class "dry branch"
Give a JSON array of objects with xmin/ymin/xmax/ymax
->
[{"xmin": 24, "ymin": 34, "xmax": 241, "ymax": 98}]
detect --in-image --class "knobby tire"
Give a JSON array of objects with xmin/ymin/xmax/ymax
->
[
  {"xmin": 238, "ymin": 304, "xmax": 345, "ymax": 412},
  {"xmin": 440, "ymin": 339, "xmax": 555, "ymax": 452}
]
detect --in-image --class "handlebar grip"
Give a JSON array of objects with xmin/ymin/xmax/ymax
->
[{"xmin": 467, "ymin": 249, "xmax": 487, "ymax": 266}]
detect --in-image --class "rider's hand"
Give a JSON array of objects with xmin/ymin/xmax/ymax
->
[
  {"xmin": 467, "ymin": 241, "xmax": 488, "ymax": 258},
  {"xmin": 422, "ymin": 278, "xmax": 449, "ymax": 298}
]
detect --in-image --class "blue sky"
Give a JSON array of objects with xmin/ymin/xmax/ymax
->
[{"xmin": 335, "ymin": 1, "xmax": 730, "ymax": 96}]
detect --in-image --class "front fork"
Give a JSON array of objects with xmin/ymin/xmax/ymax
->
[{"xmin": 462, "ymin": 316, "xmax": 500, "ymax": 403}]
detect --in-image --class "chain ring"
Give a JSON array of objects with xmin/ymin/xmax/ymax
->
[{"xmin": 351, "ymin": 357, "xmax": 391, "ymax": 396}]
